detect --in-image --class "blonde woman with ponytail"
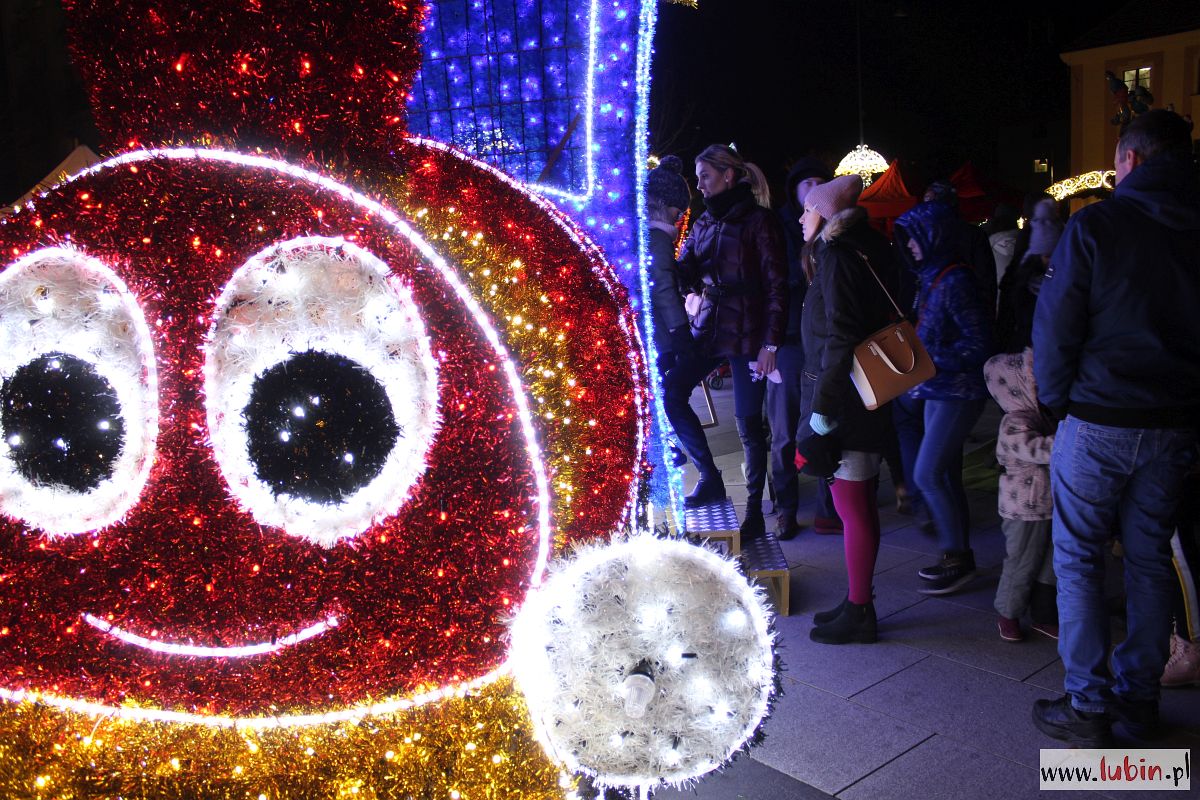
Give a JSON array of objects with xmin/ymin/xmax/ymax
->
[{"xmin": 664, "ymin": 144, "xmax": 787, "ymax": 540}]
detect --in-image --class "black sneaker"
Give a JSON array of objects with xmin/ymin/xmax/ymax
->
[
  {"xmin": 917, "ymin": 552, "xmax": 976, "ymax": 596},
  {"xmin": 917, "ymin": 560, "xmax": 946, "ymax": 581},
  {"xmin": 1111, "ymin": 695, "xmax": 1162, "ymax": 740},
  {"xmin": 1033, "ymin": 695, "xmax": 1114, "ymax": 748},
  {"xmin": 917, "ymin": 551, "xmax": 976, "ymax": 585}
]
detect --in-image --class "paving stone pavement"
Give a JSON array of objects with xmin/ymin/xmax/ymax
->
[{"xmin": 651, "ymin": 382, "xmax": 1200, "ymax": 799}]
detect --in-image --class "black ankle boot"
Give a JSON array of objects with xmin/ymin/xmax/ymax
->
[
  {"xmin": 813, "ymin": 594, "xmax": 848, "ymax": 625},
  {"xmin": 684, "ymin": 475, "xmax": 726, "ymax": 508},
  {"xmin": 740, "ymin": 509, "xmax": 765, "ymax": 541},
  {"xmin": 810, "ymin": 600, "xmax": 877, "ymax": 644}
]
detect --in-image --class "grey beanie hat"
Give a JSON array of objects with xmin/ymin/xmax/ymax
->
[{"xmin": 646, "ymin": 155, "xmax": 691, "ymax": 212}]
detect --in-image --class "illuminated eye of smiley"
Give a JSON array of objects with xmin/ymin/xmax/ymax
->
[
  {"xmin": 0, "ymin": 247, "xmax": 157, "ymax": 536},
  {"xmin": 203, "ymin": 236, "xmax": 439, "ymax": 546}
]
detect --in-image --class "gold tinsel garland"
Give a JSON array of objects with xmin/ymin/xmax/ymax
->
[{"xmin": 0, "ymin": 678, "xmax": 570, "ymax": 800}]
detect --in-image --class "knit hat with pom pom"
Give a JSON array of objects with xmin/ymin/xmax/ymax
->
[{"xmin": 646, "ymin": 155, "xmax": 691, "ymax": 212}]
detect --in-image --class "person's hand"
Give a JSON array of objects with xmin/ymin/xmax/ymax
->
[
  {"xmin": 811, "ymin": 412, "xmax": 837, "ymax": 436},
  {"xmin": 755, "ymin": 347, "xmax": 777, "ymax": 378}
]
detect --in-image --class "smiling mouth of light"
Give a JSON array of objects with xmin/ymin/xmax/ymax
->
[{"xmin": 82, "ymin": 613, "xmax": 339, "ymax": 658}]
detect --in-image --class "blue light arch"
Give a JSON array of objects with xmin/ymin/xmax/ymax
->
[{"xmin": 408, "ymin": 0, "xmax": 684, "ymax": 520}]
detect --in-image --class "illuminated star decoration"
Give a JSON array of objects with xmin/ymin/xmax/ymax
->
[{"xmin": 0, "ymin": 1, "xmax": 649, "ymax": 797}]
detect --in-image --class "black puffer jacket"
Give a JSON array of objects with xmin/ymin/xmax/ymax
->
[
  {"xmin": 800, "ymin": 207, "xmax": 900, "ymax": 453},
  {"xmin": 677, "ymin": 183, "xmax": 788, "ymax": 358}
]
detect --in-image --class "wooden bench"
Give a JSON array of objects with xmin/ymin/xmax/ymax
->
[
  {"xmin": 742, "ymin": 530, "xmax": 790, "ymax": 616},
  {"xmin": 683, "ymin": 497, "xmax": 740, "ymax": 555}
]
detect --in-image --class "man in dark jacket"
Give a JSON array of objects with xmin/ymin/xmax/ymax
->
[
  {"xmin": 772, "ymin": 157, "xmax": 836, "ymax": 538},
  {"xmin": 1031, "ymin": 110, "xmax": 1200, "ymax": 747}
]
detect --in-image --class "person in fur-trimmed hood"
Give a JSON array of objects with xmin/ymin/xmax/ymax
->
[
  {"xmin": 984, "ymin": 348, "xmax": 1058, "ymax": 643},
  {"xmin": 797, "ymin": 174, "xmax": 900, "ymax": 645}
]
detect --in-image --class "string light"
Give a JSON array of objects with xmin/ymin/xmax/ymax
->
[
  {"xmin": 82, "ymin": 612, "xmax": 339, "ymax": 659},
  {"xmin": 1046, "ymin": 170, "xmax": 1116, "ymax": 201}
]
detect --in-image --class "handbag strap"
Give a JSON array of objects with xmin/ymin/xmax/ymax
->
[
  {"xmin": 917, "ymin": 264, "xmax": 964, "ymax": 326},
  {"xmin": 867, "ymin": 328, "xmax": 919, "ymax": 375},
  {"xmin": 853, "ymin": 250, "xmax": 904, "ymax": 320}
]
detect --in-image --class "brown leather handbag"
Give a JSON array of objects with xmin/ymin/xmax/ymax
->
[{"xmin": 849, "ymin": 258, "xmax": 936, "ymax": 410}]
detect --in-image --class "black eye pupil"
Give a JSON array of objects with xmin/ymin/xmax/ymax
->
[
  {"xmin": 1, "ymin": 353, "xmax": 126, "ymax": 492},
  {"xmin": 244, "ymin": 350, "xmax": 399, "ymax": 504}
]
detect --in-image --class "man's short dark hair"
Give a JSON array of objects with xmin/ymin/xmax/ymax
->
[{"xmin": 1118, "ymin": 109, "xmax": 1194, "ymax": 161}]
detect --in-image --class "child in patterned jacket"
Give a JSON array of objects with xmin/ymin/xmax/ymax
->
[{"xmin": 984, "ymin": 348, "xmax": 1058, "ymax": 641}]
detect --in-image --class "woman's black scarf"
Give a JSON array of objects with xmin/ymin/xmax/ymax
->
[{"xmin": 703, "ymin": 181, "xmax": 754, "ymax": 219}]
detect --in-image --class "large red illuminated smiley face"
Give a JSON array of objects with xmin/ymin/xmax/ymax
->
[{"xmin": 0, "ymin": 149, "xmax": 551, "ymax": 722}]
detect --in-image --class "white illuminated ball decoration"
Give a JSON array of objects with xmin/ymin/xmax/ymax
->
[{"xmin": 509, "ymin": 535, "xmax": 776, "ymax": 791}]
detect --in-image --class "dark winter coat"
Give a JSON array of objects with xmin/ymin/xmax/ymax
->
[
  {"xmin": 677, "ymin": 183, "xmax": 788, "ymax": 358},
  {"xmin": 1033, "ymin": 151, "xmax": 1200, "ymax": 427},
  {"xmin": 995, "ymin": 253, "xmax": 1047, "ymax": 354},
  {"xmin": 778, "ymin": 161, "xmax": 829, "ymax": 343},
  {"xmin": 648, "ymin": 222, "xmax": 688, "ymax": 356},
  {"xmin": 799, "ymin": 207, "xmax": 900, "ymax": 453},
  {"xmin": 896, "ymin": 202, "xmax": 993, "ymax": 401}
]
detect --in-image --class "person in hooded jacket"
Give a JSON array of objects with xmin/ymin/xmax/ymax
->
[
  {"xmin": 770, "ymin": 157, "xmax": 839, "ymax": 539},
  {"xmin": 646, "ymin": 155, "xmax": 693, "ymax": 373},
  {"xmin": 984, "ymin": 348, "xmax": 1058, "ymax": 643},
  {"xmin": 994, "ymin": 197, "xmax": 1062, "ymax": 353},
  {"xmin": 645, "ymin": 154, "xmax": 695, "ymax": 478},
  {"xmin": 895, "ymin": 201, "xmax": 993, "ymax": 597},
  {"xmin": 797, "ymin": 174, "xmax": 900, "ymax": 644},
  {"xmin": 1031, "ymin": 110, "xmax": 1200, "ymax": 748},
  {"xmin": 665, "ymin": 144, "xmax": 787, "ymax": 539}
]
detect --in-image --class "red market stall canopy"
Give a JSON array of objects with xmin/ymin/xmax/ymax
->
[
  {"xmin": 949, "ymin": 161, "xmax": 1023, "ymax": 223},
  {"xmin": 858, "ymin": 159, "xmax": 920, "ymax": 220}
]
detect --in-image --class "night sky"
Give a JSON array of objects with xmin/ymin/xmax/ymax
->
[
  {"xmin": 650, "ymin": 0, "xmax": 1132, "ymax": 195},
  {"xmin": 0, "ymin": 0, "xmax": 1137, "ymax": 204}
]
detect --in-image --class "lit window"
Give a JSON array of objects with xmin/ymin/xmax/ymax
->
[{"xmin": 1123, "ymin": 66, "xmax": 1151, "ymax": 92}]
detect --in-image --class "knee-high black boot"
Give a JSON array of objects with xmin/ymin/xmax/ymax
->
[{"xmin": 736, "ymin": 413, "xmax": 768, "ymax": 539}]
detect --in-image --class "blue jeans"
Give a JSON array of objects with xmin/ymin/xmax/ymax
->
[
  {"xmin": 913, "ymin": 398, "xmax": 986, "ymax": 553},
  {"xmin": 663, "ymin": 352, "xmax": 767, "ymax": 480},
  {"xmin": 1051, "ymin": 417, "xmax": 1197, "ymax": 713},
  {"xmin": 893, "ymin": 393, "xmax": 925, "ymax": 512},
  {"xmin": 765, "ymin": 344, "xmax": 804, "ymax": 517}
]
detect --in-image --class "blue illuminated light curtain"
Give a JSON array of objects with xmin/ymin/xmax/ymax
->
[{"xmin": 407, "ymin": 0, "xmax": 591, "ymax": 197}]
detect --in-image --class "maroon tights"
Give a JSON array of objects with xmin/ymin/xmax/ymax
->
[{"xmin": 830, "ymin": 478, "xmax": 881, "ymax": 605}]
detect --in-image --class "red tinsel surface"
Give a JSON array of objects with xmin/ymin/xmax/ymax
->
[
  {"xmin": 62, "ymin": 0, "xmax": 425, "ymax": 172},
  {"xmin": 0, "ymin": 155, "xmax": 540, "ymax": 716}
]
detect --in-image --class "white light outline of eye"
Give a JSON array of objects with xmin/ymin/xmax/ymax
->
[
  {"xmin": 0, "ymin": 246, "xmax": 158, "ymax": 536},
  {"xmin": 0, "ymin": 147, "xmax": 553, "ymax": 727},
  {"xmin": 204, "ymin": 236, "xmax": 440, "ymax": 546}
]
